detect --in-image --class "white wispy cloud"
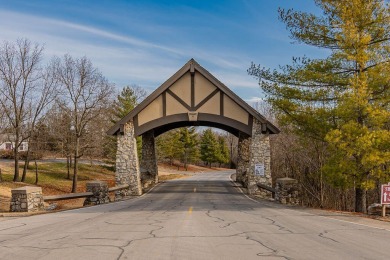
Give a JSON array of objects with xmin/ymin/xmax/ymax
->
[
  {"xmin": 0, "ymin": 9, "xmax": 260, "ymax": 98},
  {"xmin": 245, "ymin": 96, "xmax": 264, "ymax": 103},
  {"xmin": 0, "ymin": 10, "xmax": 182, "ymax": 55}
]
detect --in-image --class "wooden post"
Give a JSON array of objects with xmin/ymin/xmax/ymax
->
[{"xmin": 382, "ymin": 204, "xmax": 386, "ymax": 217}]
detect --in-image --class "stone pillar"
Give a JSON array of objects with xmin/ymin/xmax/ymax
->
[
  {"xmin": 115, "ymin": 121, "xmax": 142, "ymax": 199},
  {"xmin": 83, "ymin": 181, "xmax": 110, "ymax": 206},
  {"xmin": 275, "ymin": 178, "xmax": 299, "ymax": 205},
  {"xmin": 141, "ymin": 130, "xmax": 158, "ymax": 187},
  {"xmin": 236, "ymin": 132, "xmax": 250, "ymax": 186},
  {"xmin": 247, "ymin": 118, "xmax": 272, "ymax": 196},
  {"xmin": 10, "ymin": 186, "xmax": 44, "ymax": 212}
]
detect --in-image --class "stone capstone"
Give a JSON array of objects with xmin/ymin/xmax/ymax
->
[
  {"xmin": 275, "ymin": 177, "xmax": 299, "ymax": 205},
  {"xmin": 83, "ymin": 181, "xmax": 110, "ymax": 206},
  {"xmin": 10, "ymin": 186, "xmax": 44, "ymax": 212}
]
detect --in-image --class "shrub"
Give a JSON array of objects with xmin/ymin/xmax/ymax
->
[
  {"xmin": 0, "ymin": 150, "xmax": 43, "ymax": 160},
  {"xmin": 0, "ymin": 150, "xmax": 13, "ymax": 159}
]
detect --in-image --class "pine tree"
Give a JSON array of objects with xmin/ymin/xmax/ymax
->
[
  {"xmin": 156, "ymin": 129, "xmax": 182, "ymax": 166},
  {"xmin": 178, "ymin": 127, "xmax": 199, "ymax": 170},
  {"xmin": 104, "ymin": 85, "xmax": 146, "ymax": 161},
  {"xmin": 156, "ymin": 127, "xmax": 199, "ymax": 170},
  {"xmin": 200, "ymin": 129, "xmax": 219, "ymax": 167},
  {"xmin": 111, "ymin": 86, "xmax": 140, "ymax": 123},
  {"xmin": 248, "ymin": 0, "xmax": 390, "ymax": 212},
  {"xmin": 216, "ymin": 135, "xmax": 230, "ymax": 167}
]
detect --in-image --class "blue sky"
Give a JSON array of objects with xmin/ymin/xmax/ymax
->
[{"xmin": 0, "ymin": 0, "xmax": 325, "ymax": 103}]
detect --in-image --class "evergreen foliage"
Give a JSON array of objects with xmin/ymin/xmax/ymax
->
[
  {"xmin": 156, "ymin": 127, "xmax": 199, "ymax": 169},
  {"xmin": 200, "ymin": 129, "xmax": 219, "ymax": 167},
  {"xmin": 178, "ymin": 127, "xmax": 199, "ymax": 170},
  {"xmin": 248, "ymin": 0, "xmax": 390, "ymax": 212},
  {"xmin": 104, "ymin": 85, "xmax": 146, "ymax": 161},
  {"xmin": 217, "ymin": 135, "xmax": 230, "ymax": 166},
  {"xmin": 111, "ymin": 86, "xmax": 140, "ymax": 123},
  {"xmin": 156, "ymin": 129, "xmax": 182, "ymax": 165}
]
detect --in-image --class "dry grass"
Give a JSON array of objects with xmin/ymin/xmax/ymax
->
[
  {"xmin": 159, "ymin": 174, "xmax": 188, "ymax": 181},
  {"xmin": 0, "ymin": 161, "xmax": 115, "ymax": 212}
]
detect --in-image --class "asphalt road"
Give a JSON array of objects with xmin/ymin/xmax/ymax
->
[{"xmin": 1, "ymin": 171, "xmax": 390, "ymax": 260}]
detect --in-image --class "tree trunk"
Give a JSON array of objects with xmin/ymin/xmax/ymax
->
[
  {"xmin": 13, "ymin": 146, "xmax": 20, "ymax": 182},
  {"xmin": 34, "ymin": 159, "xmax": 38, "ymax": 185},
  {"xmin": 230, "ymin": 143, "xmax": 234, "ymax": 169},
  {"xmin": 71, "ymin": 138, "xmax": 79, "ymax": 193},
  {"xmin": 0, "ymin": 168, "xmax": 2, "ymax": 182},
  {"xmin": 66, "ymin": 155, "xmax": 71, "ymax": 180},
  {"xmin": 21, "ymin": 145, "xmax": 32, "ymax": 182},
  {"xmin": 355, "ymin": 187, "xmax": 367, "ymax": 213},
  {"xmin": 319, "ymin": 169, "xmax": 324, "ymax": 208},
  {"xmin": 376, "ymin": 179, "xmax": 381, "ymax": 203}
]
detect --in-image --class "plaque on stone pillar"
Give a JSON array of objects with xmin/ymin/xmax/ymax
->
[{"xmin": 255, "ymin": 163, "xmax": 265, "ymax": 176}]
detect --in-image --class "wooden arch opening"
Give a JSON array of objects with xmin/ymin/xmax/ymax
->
[{"xmin": 108, "ymin": 59, "xmax": 279, "ymax": 198}]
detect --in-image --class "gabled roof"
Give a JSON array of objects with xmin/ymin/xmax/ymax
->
[{"xmin": 107, "ymin": 58, "xmax": 279, "ymax": 135}]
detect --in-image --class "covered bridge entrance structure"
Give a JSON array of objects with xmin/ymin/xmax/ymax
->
[{"xmin": 107, "ymin": 59, "xmax": 279, "ymax": 198}]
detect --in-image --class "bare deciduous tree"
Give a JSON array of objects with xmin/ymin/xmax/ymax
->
[
  {"xmin": 21, "ymin": 60, "xmax": 58, "ymax": 182},
  {"xmin": 44, "ymin": 104, "xmax": 74, "ymax": 179},
  {"xmin": 0, "ymin": 38, "xmax": 44, "ymax": 181},
  {"xmin": 55, "ymin": 55, "xmax": 113, "ymax": 192}
]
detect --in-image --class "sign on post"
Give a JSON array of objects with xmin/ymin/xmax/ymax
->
[
  {"xmin": 255, "ymin": 164, "xmax": 265, "ymax": 176},
  {"xmin": 381, "ymin": 183, "xmax": 390, "ymax": 205},
  {"xmin": 381, "ymin": 183, "xmax": 390, "ymax": 217}
]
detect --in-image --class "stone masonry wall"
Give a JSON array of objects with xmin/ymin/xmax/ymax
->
[
  {"xmin": 10, "ymin": 186, "xmax": 44, "ymax": 212},
  {"xmin": 115, "ymin": 121, "xmax": 142, "ymax": 199},
  {"xmin": 275, "ymin": 178, "xmax": 299, "ymax": 205},
  {"xmin": 83, "ymin": 181, "xmax": 110, "ymax": 206},
  {"xmin": 141, "ymin": 130, "xmax": 158, "ymax": 188},
  {"xmin": 236, "ymin": 132, "xmax": 250, "ymax": 186},
  {"xmin": 247, "ymin": 118, "xmax": 272, "ymax": 197}
]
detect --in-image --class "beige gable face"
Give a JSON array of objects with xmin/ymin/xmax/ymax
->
[
  {"xmin": 194, "ymin": 73, "xmax": 217, "ymax": 106},
  {"xmin": 138, "ymin": 95, "xmax": 163, "ymax": 126},
  {"xmin": 197, "ymin": 92, "xmax": 220, "ymax": 115},
  {"xmin": 166, "ymin": 92, "xmax": 188, "ymax": 116},
  {"xmin": 168, "ymin": 72, "xmax": 191, "ymax": 106},
  {"xmin": 137, "ymin": 74, "xmax": 249, "ymax": 127},
  {"xmin": 223, "ymin": 95, "xmax": 249, "ymax": 125},
  {"xmin": 108, "ymin": 59, "xmax": 279, "ymax": 137}
]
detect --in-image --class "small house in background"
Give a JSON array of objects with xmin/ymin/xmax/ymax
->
[{"xmin": 0, "ymin": 134, "xmax": 28, "ymax": 152}]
